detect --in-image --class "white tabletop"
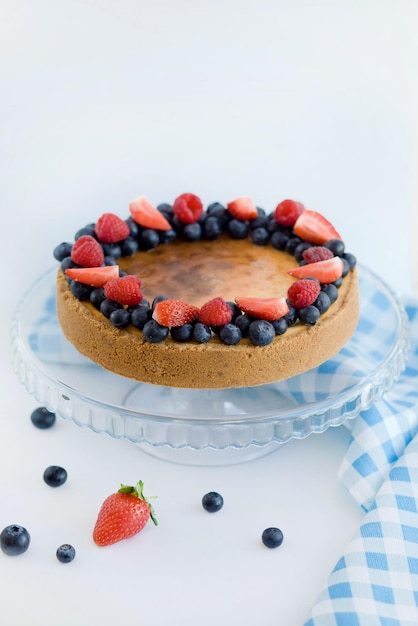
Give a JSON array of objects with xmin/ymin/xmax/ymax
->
[{"xmin": 1, "ymin": 1, "xmax": 417, "ymax": 624}]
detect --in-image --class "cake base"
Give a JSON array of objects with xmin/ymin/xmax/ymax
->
[{"xmin": 56, "ymin": 267, "xmax": 359, "ymax": 389}]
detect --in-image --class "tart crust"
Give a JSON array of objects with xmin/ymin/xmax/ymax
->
[{"xmin": 56, "ymin": 262, "xmax": 359, "ymax": 389}]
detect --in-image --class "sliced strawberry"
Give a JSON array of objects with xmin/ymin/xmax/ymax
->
[
  {"xmin": 95, "ymin": 213, "xmax": 130, "ymax": 243},
  {"xmin": 129, "ymin": 196, "xmax": 172, "ymax": 231},
  {"xmin": 235, "ymin": 296, "xmax": 290, "ymax": 321},
  {"xmin": 293, "ymin": 210, "xmax": 342, "ymax": 245},
  {"xmin": 288, "ymin": 257, "xmax": 344, "ymax": 283},
  {"xmin": 71, "ymin": 235, "xmax": 105, "ymax": 268},
  {"xmin": 152, "ymin": 299, "xmax": 200, "ymax": 327},
  {"xmin": 104, "ymin": 275, "xmax": 143, "ymax": 306},
  {"xmin": 226, "ymin": 196, "xmax": 258, "ymax": 221},
  {"xmin": 199, "ymin": 297, "xmax": 233, "ymax": 326},
  {"xmin": 173, "ymin": 193, "xmax": 203, "ymax": 224},
  {"xmin": 274, "ymin": 199, "xmax": 305, "ymax": 227},
  {"xmin": 287, "ymin": 279, "xmax": 321, "ymax": 309},
  {"xmin": 65, "ymin": 265, "xmax": 119, "ymax": 287}
]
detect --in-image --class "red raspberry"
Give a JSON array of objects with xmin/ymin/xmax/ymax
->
[
  {"xmin": 199, "ymin": 297, "xmax": 233, "ymax": 326},
  {"xmin": 104, "ymin": 275, "xmax": 143, "ymax": 306},
  {"xmin": 274, "ymin": 199, "xmax": 305, "ymax": 227},
  {"xmin": 287, "ymin": 279, "xmax": 321, "ymax": 309},
  {"xmin": 71, "ymin": 235, "xmax": 105, "ymax": 268},
  {"xmin": 173, "ymin": 193, "xmax": 203, "ymax": 224},
  {"xmin": 302, "ymin": 246, "xmax": 334, "ymax": 264},
  {"xmin": 95, "ymin": 213, "xmax": 130, "ymax": 243}
]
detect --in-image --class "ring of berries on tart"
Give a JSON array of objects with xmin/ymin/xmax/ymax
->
[{"xmin": 54, "ymin": 194, "xmax": 359, "ymax": 389}]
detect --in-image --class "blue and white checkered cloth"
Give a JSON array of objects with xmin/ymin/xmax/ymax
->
[{"xmin": 305, "ymin": 301, "xmax": 418, "ymax": 626}]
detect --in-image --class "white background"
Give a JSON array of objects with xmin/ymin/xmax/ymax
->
[{"xmin": 0, "ymin": 1, "xmax": 417, "ymax": 624}]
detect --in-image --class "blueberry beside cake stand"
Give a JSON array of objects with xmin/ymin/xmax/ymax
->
[{"xmin": 10, "ymin": 265, "xmax": 409, "ymax": 466}]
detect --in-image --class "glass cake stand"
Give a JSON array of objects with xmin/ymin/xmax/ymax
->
[{"xmin": 10, "ymin": 264, "xmax": 410, "ymax": 465}]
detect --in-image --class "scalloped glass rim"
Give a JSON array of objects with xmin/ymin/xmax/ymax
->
[{"xmin": 10, "ymin": 264, "xmax": 409, "ymax": 463}]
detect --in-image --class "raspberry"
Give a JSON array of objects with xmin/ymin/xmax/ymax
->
[
  {"xmin": 95, "ymin": 213, "xmax": 130, "ymax": 243},
  {"xmin": 173, "ymin": 193, "xmax": 203, "ymax": 224},
  {"xmin": 71, "ymin": 235, "xmax": 104, "ymax": 268},
  {"xmin": 199, "ymin": 297, "xmax": 233, "ymax": 327},
  {"xmin": 104, "ymin": 275, "xmax": 143, "ymax": 306},
  {"xmin": 274, "ymin": 199, "xmax": 305, "ymax": 227},
  {"xmin": 302, "ymin": 246, "xmax": 334, "ymax": 264},
  {"xmin": 287, "ymin": 279, "xmax": 321, "ymax": 309}
]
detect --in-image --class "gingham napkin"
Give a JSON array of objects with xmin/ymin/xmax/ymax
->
[{"xmin": 305, "ymin": 300, "xmax": 418, "ymax": 626}]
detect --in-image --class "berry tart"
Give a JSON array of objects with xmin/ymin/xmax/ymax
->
[{"xmin": 54, "ymin": 194, "xmax": 359, "ymax": 389}]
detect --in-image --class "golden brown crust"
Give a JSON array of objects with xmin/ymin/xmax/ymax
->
[{"xmin": 56, "ymin": 266, "xmax": 359, "ymax": 389}]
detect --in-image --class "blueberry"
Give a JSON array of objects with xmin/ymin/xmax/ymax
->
[
  {"xmin": 219, "ymin": 323, "xmax": 242, "ymax": 345},
  {"xmin": 130, "ymin": 304, "xmax": 152, "ymax": 329},
  {"xmin": 182, "ymin": 223, "xmax": 202, "ymax": 242},
  {"xmin": 193, "ymin": 322, "xmax": 212, "ymax": 343},
  {"xmin": 56, "ymin": 544, "xmax": 76, "ymax": 563},
  {"xmin": 234, "ymin": 313, "xmax": 252, "ymax": 336},
  {"xmin": 142, "ymin": 320, "xmax": 169, "ymax": 343},
  {"xmin": 248, "ymin": 320, "xmax": 275, "ymax": 346},
  {"xmin": 206, "ymin": 202, "xmax": 226, "ymax": 216},
  {"xmin": 285, "ymin": 236, "xmax": 302, "ymax": 255},
  {"xmin": 226, "ymin": 301, "xmax": 242, "ymax": 321},
  {"xmin": 126, "ymin": 216, "xmax": 139, "ymax": 238},
  {"xmin": 227, "ymin": 218, "xmax": 249, "ymax": 239},
  {"xmin": 53, "ymin": 242, "xmax": 73, "ymax": 262},
  {"xmin": 261, "ymin": 527, "xmax": 283, "ymax": 549},
  {"xmin": 170, "ymin": 324, "xmax": 194, "ymax": 342},
  {"xmin": 30, "ymin": 406, "xmax": 56, "ymax": 429},
  {"xmin": 284, "ymin": 303, "xmax": 298, "ymax": 326},
  {"xmin": 313, "ymin": 291, "xmax": 331, "ymax": 315},
  {"xmin": 101, "ymin": 242, "xmax": 122, "ymax": 258},
  {"xmin": 293, "ymin": 241, "xmax": 311, "ymax": 262},
  {"xmin": 159, "ymin": 228, "xmax": 176, "ymax": 244},
  {"xmin": 202, "ymin": 216, "xmax": 222, "ymax": 240},
  {"xmin": 251, "ymin": 227, "xmax": 270, "ymax": 246},
  {"xmin": 324, "ymin": 238, "xmax": 345, "ymax": 257},
  {"xmin": 332, "ymin": 277, "xmax": 343, "ymax": 289},
  {"xmin": 202, "ymin": 492, "xmax": 224, "ymax": 513},
  {"xmin": 0, "ymin": 525, "xmax": 31, "ymax": 556},
  {"xmin": 343, "ymin": 252, "xmax": 357, "ymax": 269},
  {"xmin": 70, "ymin": 280, "xmax": 93, "ymax": 301},
  {"xmin": 298, "ymin": 305, "xmax": 320, "ymax": 325},
  {"xmin": 157, "ymin": 202, "xmax": 173, "ymax": 214},
  {"xmin": 100, "ymin": 298, "xmax": 123, "ymax": 318},
  {"xmin": 43, "ymin": 465, "xmax": 68, "ymax": 487},
  {"xmin": 139, "ymin": 229, "xmax": 160, "ymax": 250},
  {"xmin": 61, "ymin": 256, "xmax": 77, "ymax": 273},
  {"xmin": 271, "ymin": 318, "xmax": 288, "ymax": 335},
  {"xmin": 320, "ymin": 283, "xmax": 338, "ymax": 304},
  {"xmin": 110, "ymin": 308, "xmax": 131, "ymax": 329},
  {"xmin": 271, "ymin": 231, "xmax": 289, "ymax": 251},
  {"xmin": 75, "ymin": 224, "xmax": 96, "ymax": 240},
  {"xmin": 120, "ymin": 237, "xmax": 138, "ymax": 256},
  {"xmin": 90, "ymin": 288, "xmax": 106, "ymax": 310},
  {"xmin": 250, "ymin": 214, "xmax": 269, "ymax": 230}
]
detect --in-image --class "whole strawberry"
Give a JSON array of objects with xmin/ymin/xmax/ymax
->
[{"xmin": 93, "ymin": 480, "xmax": 157, "ymax": 547}]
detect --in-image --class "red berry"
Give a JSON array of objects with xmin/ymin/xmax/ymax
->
[
  {"xmin": 287, "ymin": 279, "xmax": 321, "ymax": 309},
  {"xmin": 93, "ymin": 480, "xmax": 157, "ymax": 547},
  {"xmin": 226, "ymin": 197, "xmax": 258, "ymax": 221},
  {"xmin": 65, "ymin": 265, "xmax": 119, "ymax": 287},
  {"xmin": 288, "ymin": 257, "xmax": 344, "ymax": 284},
  {"xmin": 95, "ymin": 213, "xmax": 130, "ymax": 243},
  {"xmin": 173, "ymin": 193, "xmax": 203, "ymax": 224},
  {"xmin": 199, "ymin": 297, "xmax": 233, "ymax": 326},
  {"xmin": 104, "ymin": 275, "xmax": 143, "ymax": 306},
  {"xmin": 71, "ymin": 235, "xmax": 105, "ymax": 268},
  {"xmin": 274, "ymin": 199, "xmax": 305, "ymax": 227},
  {"xmin": 293, "ymin": 210, "xmax": 342, "ymax": 245},
  {"xmin": 152, "ymin": 299, "xmax": 200, "ymax": 327},
  {"xmin": 302, "ymin": 246, "xmax": 334, "ymax": 264},
  {"xmin": 235, "ymin": 296, "xmax": 289, "ymax": 321},
  {"xmin": 129, "ymin": 196, "xmax": 172, "ymax": 231}
]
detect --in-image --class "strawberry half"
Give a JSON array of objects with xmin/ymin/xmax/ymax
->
[
  {"xmin": 288, "ymin": 256, "xmax": 344, "ymax": 283},
  {"xmin": 227, "ymin": 196, "xmax": 258, "ymax": 221},
  {"xmin": 93, "ymin": 480, "xmax": 157, "ymax": 547},
  {"xmin": 104, "ymin": 275, "xmax": 143, "ymax": 306},
  {"xmin": 235, "ymin": 296, "xmax": 290, "ymax": 321},
  {"xmin": 293, "ymin": 210, "xmax": 342, "ymax": 245},
  {"xmin": 173, "ymin": 193, "xmax": 203, "ymax": 224},
  {"xmin": 65, "ymin": 265, "xmax": 119, "ymax": 287},
  {"xmin": 71, "ymin": 235, "xmax": 105, "ymax": 268},
  {"xmin": 95, "ymin": 213, "xmax": 130, "ymax": 243},
  {"xmin": 152, "ymin": 299, "xmax": 200, "ymax": 327},
  {"xmin": 129, "ymin": 196, "xmax": 172, "ymax": 231}
]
